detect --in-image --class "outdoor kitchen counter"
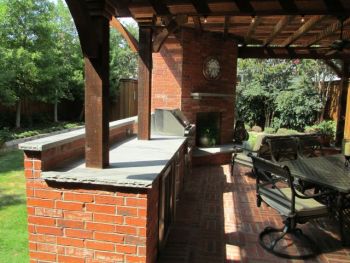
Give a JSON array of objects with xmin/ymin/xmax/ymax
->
[{"xmin": 40, "ymin": 134, "xmax": 187, "ymax": 189}]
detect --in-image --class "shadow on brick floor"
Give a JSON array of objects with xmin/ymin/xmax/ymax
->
[{"xmin": 158, "ymin": 164, "xmax": 350, "ymax": 263}]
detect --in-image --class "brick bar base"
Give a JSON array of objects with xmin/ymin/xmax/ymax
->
[
  {"xmin": 192, "ymin": 152, "xmax": 232, "ymax": 167},
  {"xmin": 25, "ymin": 154, "xmax": 159, "ymax": 263}
]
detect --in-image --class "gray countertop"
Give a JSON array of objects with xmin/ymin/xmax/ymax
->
[{"xmin": 42, "ymin": 135, "xmax": 187, "ymax": 189}]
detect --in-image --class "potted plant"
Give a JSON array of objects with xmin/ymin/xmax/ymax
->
[{"xmin": 198, "ymin": 127, "xmax": 218, "ymax": 147}]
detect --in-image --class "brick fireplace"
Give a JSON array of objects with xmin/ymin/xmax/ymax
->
[{"xmin": 152, "ymin": 28, "xmax": 238, "ymax": 144}]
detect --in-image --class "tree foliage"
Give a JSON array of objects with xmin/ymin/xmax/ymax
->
[
  {"xmin": 0, "ymin": 0, "xmax": 138, "ymax": 128},
  {"xmin": 237, "ymin": 59, "xmax": 336, "ymax": 131}
]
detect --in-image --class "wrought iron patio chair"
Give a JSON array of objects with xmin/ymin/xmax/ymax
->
[
  {"xmin": 298, "ymin": 135, "xmax": 323, "ymax": 158},
  {"xmin": 266, "ymin": 137, "xmax": 299, "ymax": 162},
  {"xmin": 250, "ymin": 154, "xmax": 330, "ymax": 259}
]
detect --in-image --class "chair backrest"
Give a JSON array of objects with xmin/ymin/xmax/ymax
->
[
  {"xmin": 250, "ymin": 154, "xmax": 296, "ymax": 214},
  {"xmin": 249, "ymin": 153, "xmax": 292, "ymax": 183},
  {"xmin": 298, "ymin": 135, "xmax": 323, "ymax": 158},
  {"xmin": 266, "ymin": 137, "xmax": 299, "ymax": 162}
]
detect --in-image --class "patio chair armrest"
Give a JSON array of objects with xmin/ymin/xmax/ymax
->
[{"xmin": 293, "ymin": 188, "xmax": 336, "ymax": 199}]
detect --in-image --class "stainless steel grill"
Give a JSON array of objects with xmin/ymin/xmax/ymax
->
[{"xmin": 152, "ymin": 108, "xmax": 195, "ymax": 137}]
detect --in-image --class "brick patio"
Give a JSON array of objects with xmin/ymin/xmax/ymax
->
[{"xmin": 158, "ymin": 164, "xmax": 350, "ymax": 263}]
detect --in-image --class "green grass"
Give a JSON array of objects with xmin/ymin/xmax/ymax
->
[{"xmin": 0, "ymin": 150, "xmax": 28, "ymax": 263}]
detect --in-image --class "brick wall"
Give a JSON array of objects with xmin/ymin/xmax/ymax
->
[
  {"xmin": 151, "ymin": 29, "xmax": 238, "ymax": 144},
  {"xmin": 151, "ymin": 37, "xmax": 183, "ymax": 111},
  {"xmin": 24, "ymin": 153, "xmax": 159, "ymax": 263},
  {"xmin": 181, "ymin": 29, "xmax": 237, "ymax": 144},
  {"xmin": 39, "ymin": 122, "xmax": 135, "ymax": 171}
]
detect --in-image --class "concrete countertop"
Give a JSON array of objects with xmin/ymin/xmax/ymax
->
[{"xmin": 42, "ymin": 135, "xmax": 187, "ymax": 189}]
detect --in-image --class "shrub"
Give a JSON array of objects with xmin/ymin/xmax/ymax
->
[
  {"xmin": 244, "ymin": 124, "xmax": 251, "ymax": 131},
  {"xmin": 310, "ymin": 120, "xmax": 336, "ymax": 139},
  {"xmin": 264, "ymin": 127, "xmax": 276, "ymax": 134},
  {"xmin": 0, "ymin": 128, "xmax": 13, "ymax": 146},
  {"xmin": 276, "ymin": 128, "xmax": 299, "ymax": 135}
]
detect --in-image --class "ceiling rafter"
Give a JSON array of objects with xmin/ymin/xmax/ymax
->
[
  {"xmin": 264, "ymin": 16, "xmax": 294, "ymax": 46},
  {"xmin": 238, "ymin": 46, "xmax": 350, "ymax": 59},
  {"xmin": 245, "ymin": 16, "xmax": 262, "ymax": 44},
  {"xmin": 307, "ymin": 18, "xmax": 350, "ymax": 47},
  {"xmin": 191, "ymin": 0, "xmax": 210, "ymax": 15},
  {"xmin": 282, "ymin": 15, "xmax": 327, "ymax": 47}
]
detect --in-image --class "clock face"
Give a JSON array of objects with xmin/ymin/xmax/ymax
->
[{"xmin": 203, "ymin": 57, "xmax": 221, "ymax": 80}]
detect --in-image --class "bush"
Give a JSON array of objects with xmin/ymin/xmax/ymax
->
[
  {"xmin": 244, "ymin": 124, "xmax": 251, "ymax": 131},
  {"xmin": 276, "ymin": 128, "xmax": 299, "ymax": 135},
  {"xmin": 306, "ymin": 120, "xmax": 336, "ymax": 139},
  {"xmin": 264, "ymin": 127, "xmax": 276, "ymax": 134},
  {"xmin": 0, "ymin": 128, "xmax": 13, "ymax": 146}
]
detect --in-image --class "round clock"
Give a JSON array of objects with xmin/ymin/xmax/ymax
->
[{"xmin": 203, "ymin": 56, "xmax": 221, "ymax": 80}]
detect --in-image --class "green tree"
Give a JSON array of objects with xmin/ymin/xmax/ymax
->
[
  {"xmin": 109, "ymin": 21, "xmax": 138, "ymax": 97},
  {"xmin": 0, "ymin": 0, "xmax": 55, "ymax": 128}
]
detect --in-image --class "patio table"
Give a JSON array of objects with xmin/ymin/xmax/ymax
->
[{"xmin": 281, "ymin": 154, "xmax": 350, "ymax": 245}]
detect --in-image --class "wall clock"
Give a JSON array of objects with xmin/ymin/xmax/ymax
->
[{"xmin": 203, "ymin": 56, "xmax": 221, "ymax": 80}]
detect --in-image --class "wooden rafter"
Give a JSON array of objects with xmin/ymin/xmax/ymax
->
[
  {"xmin": 223, "ymin": 16, "xmax": 229, "ymax": 38},
  {"xmin": 148, "ymin": 0, "xmax": 170, "ymax": 15},
  {"xmin": 277, "ymin": 0, "xmax": 298, "ymax": 13},
  {"xmin": 238, "ymin": 46, "xmax": 350, "ymax": 59},
  {"xmin": 110, "ymin": 17, "xmax": 138, "ymax": 52},
  {"xmin": 192, "ymin": 16, "xmax": 203, "ymax": 34},
  {"xmin": 264, "ymin": 16, "xmax": 294, "ymax": 46},
  {"xmin": 191, "ymin": 0, "xmax": 210, "ymax": 15},
  {"xmin": 153, "ymin": 16, "xmax": 188, "ymax": 52},
  {"xmin": 307, "ymin": 18, "xmax": 350, "ymax": 47},
  {"xmin": 281, "ymin": 15, "xmax": 327, "ymax": 47},
  {"xmin": 245, "ymin": 16, "xmax": 262, "ymax": 44},
  {"xmin": 323, "ymin": 0, "xmax": 344, "ymax": 13},
  {"xmin": 233, "ymin": 0, "xmax": 254, "ymax": 14}
]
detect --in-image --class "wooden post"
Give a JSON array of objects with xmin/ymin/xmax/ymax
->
[
  {"xmin": 84, "ymin": 15, "xmax": 110, "ymax": 168},
  {"xmin": 344, "ymin": 70, "xmax": 350, "ymax": 140},
  {"xmin": 138, "ymin": 25, "xmax": 153, "ymax": 140},
  {"xmin": 336, "ymin": 61, "xmax": 350, "ymax": 145}
]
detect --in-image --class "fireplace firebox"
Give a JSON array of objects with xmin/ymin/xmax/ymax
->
[{"xmin": 196, "ymin": 112, "xmax": 221, "ymax": 147}]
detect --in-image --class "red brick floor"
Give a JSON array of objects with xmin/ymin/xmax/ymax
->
[{"xmin": 158, "ymin": 164, "xmax": 350, "ymax": 263}]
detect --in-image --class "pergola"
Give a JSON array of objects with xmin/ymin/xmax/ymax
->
[{"xmin": 65, "ymin": 0, "xmax": 350, "ymax": 168}]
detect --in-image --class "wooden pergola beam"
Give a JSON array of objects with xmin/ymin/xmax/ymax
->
[
  {"xmin": 245, "ymin": 16, "xmax": 262, "ymax": 43},
  {"xmin": 264, "ymin": 16, "xmax": 294, "ymax": 46},
  {"xmin": 323, "ymin": 0, "xmax": 344, "ymax": 14},
  {"xmin": 238, "ymin": 46, "xmax": 350, "ymax": 59},
  {"xmin": 233, "ymin": 0, "xmax": 254, "ymax": 13},
  {"xmin": 282, "ymin": 15, "xmax": 327, "ymax": 47},
  {"xmin": 277, "ymin": 0, "xmax": 298, "ymax": 13},
  {"xmin": 191, "ymin": 0, "xmax": 210, "ymax": 15},
  {"xmin": 110, "ymin": 17, "xmax": 138, "ymax": 52},
  {"xmin": 148, "ymin": 0, "xmax": 170, "ymax": 15},
  {"xmin": 307, "ymin": 18, "xmax": 350, "ymax": 47},
  {"xmin": 65, "ymin": 0, "xmax": 98, "ymax": 57}
]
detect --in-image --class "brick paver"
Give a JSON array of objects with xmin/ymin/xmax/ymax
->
[{"xmin": 158, "ymin": 164, "xmax": 350, "ymax": 263}]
